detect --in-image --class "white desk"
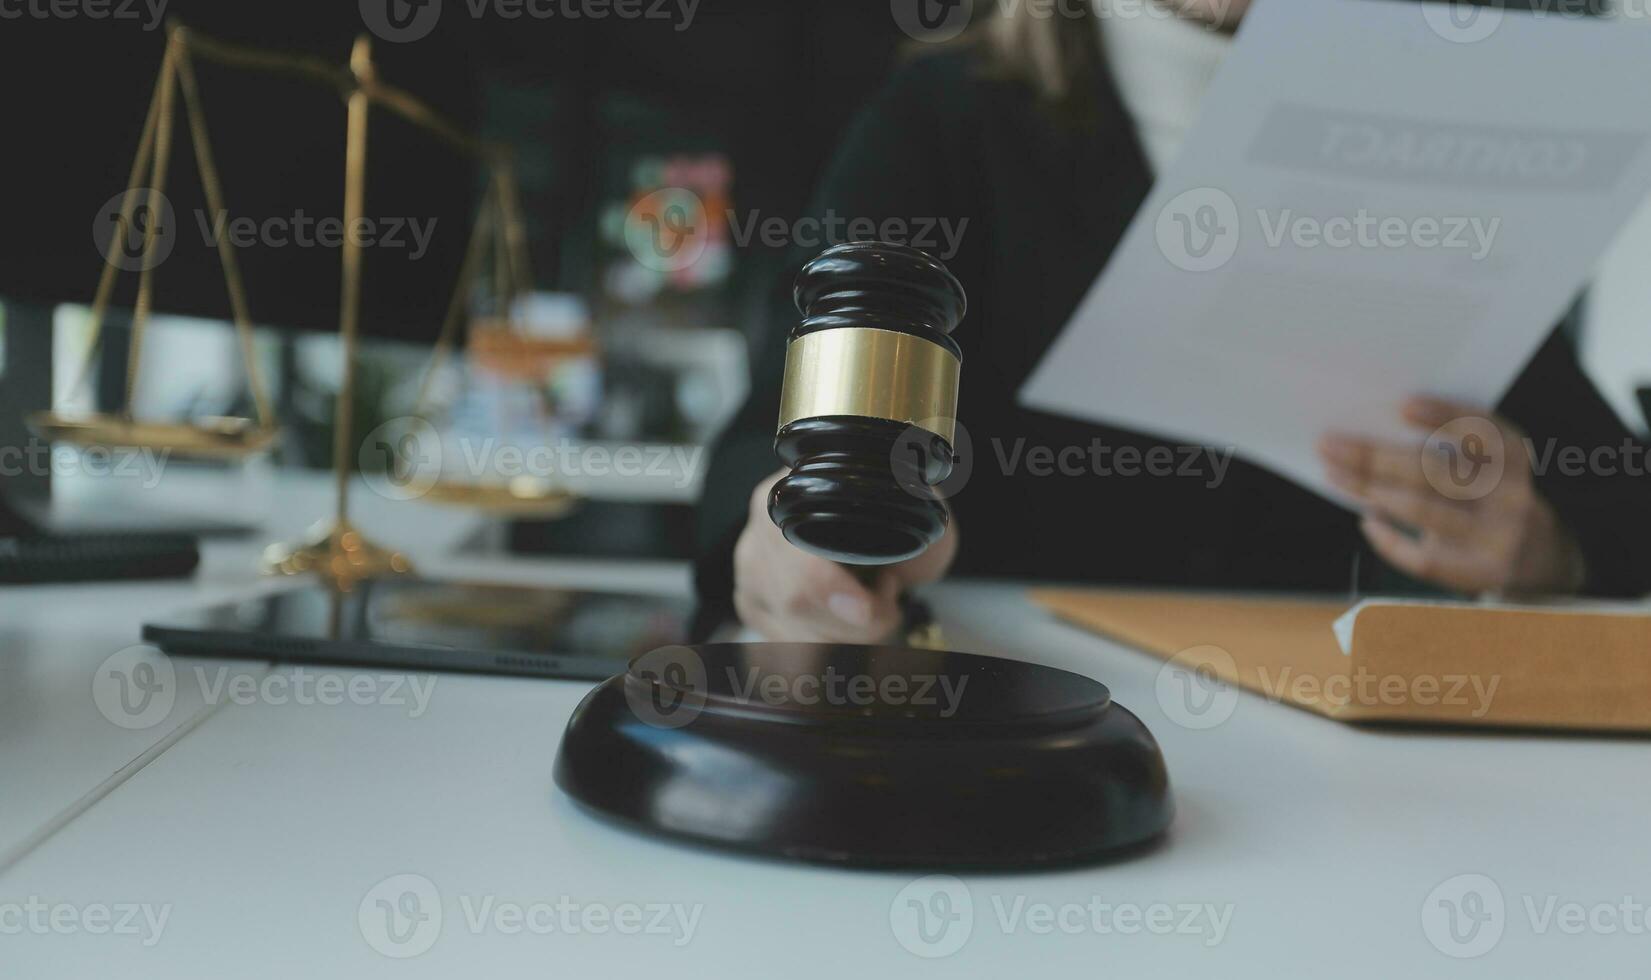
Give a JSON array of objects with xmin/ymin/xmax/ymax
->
[{"xmin": 3, "ymin": 476, "xmax": 1648, "ymax": 978}]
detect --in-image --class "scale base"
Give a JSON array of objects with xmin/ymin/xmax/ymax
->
[{"xmin": 261, "ymin": 519, "xmax": 413, "ymax": 591}]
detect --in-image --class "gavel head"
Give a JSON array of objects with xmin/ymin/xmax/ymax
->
[{"xmin": 768, "ymin": 241, "xmax": 966, "ymax": 565}]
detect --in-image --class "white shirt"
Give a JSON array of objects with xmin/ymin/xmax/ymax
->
[{"xmin": 1095, "ymin": 0, "xmax": 1233, "ymax": 174}]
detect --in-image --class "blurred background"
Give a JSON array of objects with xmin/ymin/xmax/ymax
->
[
  {"xmin": 0, "ymin": 0, "xmax": 921, "ymax": 557},
  {"xmin": 1, "ymin": 0, "xmax": 1648, "ymax": 561}
]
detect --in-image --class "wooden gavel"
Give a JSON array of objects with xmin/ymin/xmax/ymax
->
[{"xmin": 767, "ymin": 241, "xmax": 967, "ymax": 566}]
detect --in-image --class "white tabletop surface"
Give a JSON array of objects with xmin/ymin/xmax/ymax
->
[{"xmin": 3, "ymin": 471, "xmax": 1648, "ymax": 978}]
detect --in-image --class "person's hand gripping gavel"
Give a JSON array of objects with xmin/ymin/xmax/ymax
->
[{"xmin": 732, "ymin": 242, "xmax": 966, "ymax": 643}]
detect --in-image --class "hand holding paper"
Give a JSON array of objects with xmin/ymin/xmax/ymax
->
[
  {"xmin": 1318, "ymin": 397, "xmax": 1587, "ymax": 595},
  {"xmin": 1019, "ymin": 0, "xmax": 1651, "ymax": 518}
]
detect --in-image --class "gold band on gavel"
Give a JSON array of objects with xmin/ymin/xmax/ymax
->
[{"xmin": 776, "ymin": 327, "xmax": 960, "ymax": 444}]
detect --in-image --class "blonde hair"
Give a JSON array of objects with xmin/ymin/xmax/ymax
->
[{"xmin": 977, "ymin": 0, "xmax": 1101, "ymax": 119}]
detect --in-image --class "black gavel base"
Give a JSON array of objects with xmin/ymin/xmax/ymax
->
[{"xmin": 555, "ymin": 643, "xmax": 1173, "ymax": 870}]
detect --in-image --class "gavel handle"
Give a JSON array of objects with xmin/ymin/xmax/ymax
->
[
  {"xmin": 840, "ymin": 563, "xmax": 945, "ymax": 650},
  {"xmin": 845, "ymin": 564, "xmax": 880, "ymax": 587}
]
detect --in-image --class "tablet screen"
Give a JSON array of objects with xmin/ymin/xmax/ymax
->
[{"xmin": 145, "ymin": 579, "xmax": 692, "ymax": 679}]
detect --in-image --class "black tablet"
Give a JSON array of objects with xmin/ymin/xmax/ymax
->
[{"xmin": 142, "ymin": 579, "xmax": 691, "ymax": 681}]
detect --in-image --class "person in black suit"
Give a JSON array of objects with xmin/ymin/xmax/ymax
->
[{"xmin": 693, "ymin": 0, "xmax": 1651, "ymax": 642}]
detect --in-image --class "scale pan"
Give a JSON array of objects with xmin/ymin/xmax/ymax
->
[
  {"xmin": 419, "ymin": 478, "xmax": 579, "ymax": 518},
  {"xmin": 28, "ymin": 412, "xmax": 277, "ymax": 460}
]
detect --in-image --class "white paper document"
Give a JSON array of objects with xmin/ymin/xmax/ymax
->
[{"xmin": 1018, "ymin": 0, "xmax": 1651, "ymax": 503}]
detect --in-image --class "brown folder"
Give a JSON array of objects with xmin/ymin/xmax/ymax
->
[{"xmin": 1030, "ymin": 588, "xmax": 1651, "ymax": 733}]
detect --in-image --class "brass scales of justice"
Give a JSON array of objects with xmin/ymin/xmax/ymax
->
[{"xmin": 29, "ymin": 21, "xmax": 582, "ymax": 591}]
